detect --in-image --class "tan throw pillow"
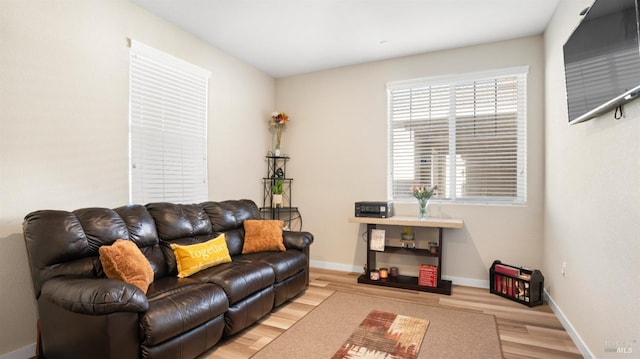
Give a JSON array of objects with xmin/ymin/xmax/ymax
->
[
  {"xmin": 242, "ymin": 219, "xmax": 286, "ymax": 254},
  {"xmin": 99, "ymin": 239, "xmax": 154, "ymax": 293},
  {"xmin": 170, "ymin": 234, "xmax": 232, "ymax": 278}
]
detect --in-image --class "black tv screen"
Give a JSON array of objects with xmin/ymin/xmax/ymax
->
[{"xmin": 563, "ymin": 0, "xmax": 640, "ymax": 125}]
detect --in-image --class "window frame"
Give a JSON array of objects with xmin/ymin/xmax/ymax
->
[{"xmin": 387, "ymin": 66, "xmax": 528, "ymax": 205}]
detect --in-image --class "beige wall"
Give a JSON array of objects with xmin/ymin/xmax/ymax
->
[
  {"xmin": 6, "ymin": 1, "xmax": 635, "ymax": 357},
  {"xmin": 276, "ymin": 36, "xmax": 545, "ymax": 284},
  {"xmin": 544, "ymin": 1, "xmax": 640, "ymax": 357},
  {"xmin": 0, "ymin": 0, "xmax": 274, "ymax": 355}
]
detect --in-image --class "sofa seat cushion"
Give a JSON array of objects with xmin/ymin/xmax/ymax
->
[
  {"xmin": 236, "ymin": 250, "xmax": 307, "ymax": 283},
  {"xmin": 141, "ymin": 277, "xmax": 228, "ymax": 346},
  {"xmin": 190, "ymin": 261, "xmax": 275, "ymax": 305}
]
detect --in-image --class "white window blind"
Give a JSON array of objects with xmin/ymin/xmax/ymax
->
[
  {"xmin": 388, "ymin": 67, "xmax": 527, "ymax": 204},
  {"xmin": 129, "ymin": 40, "xmax": 210, "ymax": 204}
]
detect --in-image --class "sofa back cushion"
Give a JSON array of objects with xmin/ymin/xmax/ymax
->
[
  {"xmin": 201, "ymin": 200, "xmax": 261, "ymax": 256},
  {"xmin": 146, "ymin": 203, "xmax": 212, "ymax": 241},
  {"xmin": 23, "ymin": 205, "xmax": 163, "ymax": 298}
]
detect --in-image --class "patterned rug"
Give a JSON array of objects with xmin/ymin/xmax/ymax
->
[
  {"xmin": 331, "ymin": 310, "xmax": 429, "ymax": 359},
  {"xmin": 250, "ymin": 291, "xmax": 503, "ymax": 359}
]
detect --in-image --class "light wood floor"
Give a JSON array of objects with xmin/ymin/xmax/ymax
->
[{"xmin": 204, "ymin": 268, "xmax": 583, "ymax": 359}]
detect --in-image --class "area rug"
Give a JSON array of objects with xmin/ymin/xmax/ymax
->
[
  {"xmin": 332, "ymin": 310, "xmax": 429, "ymax": 359},
  {"xmin": 251, "ymin": 292, "xmax": 503, "ymax": 359}
]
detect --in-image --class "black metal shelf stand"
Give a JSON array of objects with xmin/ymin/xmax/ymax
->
[{"xmin": 260, "ymin": 155, "xmax": 301, "ymax": 231}]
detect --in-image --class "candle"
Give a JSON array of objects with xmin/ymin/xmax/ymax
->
[
  {"xmin": 370, "ymin": 270, "xmax": 380, "ymax": 280},
  {"xmin": 379, "ymin": 268, "xmax": 388, "ymax": 279},
  {"xmin": 390, "ymin": 267, "xmax": 399, "ymax": 277},
  {"xmin": 429, "ymin": 242, "xmax": 439, "ymax": 254}
]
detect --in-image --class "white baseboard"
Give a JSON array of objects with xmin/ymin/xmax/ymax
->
[
  {"xmin": 310, "ymin": 260, "xmax": 362, "ymax": 273},
  {"xmin": 310, "ymin": 261, "xmax": 489, "ymax": 288},
  {"xmin": 544, "ymin": 289, "xmax": 594, "ymax": 359},
  {"xmin": 0, "ymin": 343, "xmax": 35, "ymax": 359},
  {"xmin": 442, "ymin": 275, "xmax": 489, "ymax": 289}
]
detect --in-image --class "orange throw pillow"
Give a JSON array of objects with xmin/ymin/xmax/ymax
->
[
  {"xmin": 99, "ymin": 239, "xmax": 154, "ymax": 293},
  {"xmin": 242, "ymin": 220, "xmax": 286, "ymax": 254}
]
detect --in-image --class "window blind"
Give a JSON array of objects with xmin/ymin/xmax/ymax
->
[
  {"xmin": 387, "ymin": 67, "xmax": 527, "ymax": 204},
  {"xmin": 129, "ymin": 40, "xmax": 211, "ymax": 204}
]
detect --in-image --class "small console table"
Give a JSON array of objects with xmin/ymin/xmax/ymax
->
[{"xmin": 348, "ymin": 216, "xmax": 463, "ymax": 295}]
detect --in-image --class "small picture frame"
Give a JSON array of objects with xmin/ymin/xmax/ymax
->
[{"xmin": 370, "ymin": 229, "xmax": 386, "ymax": 251}]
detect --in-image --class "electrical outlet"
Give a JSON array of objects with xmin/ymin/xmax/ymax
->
[{"xmin": 561, "ymin": 262, "xmax": 567, "ymax": 277}]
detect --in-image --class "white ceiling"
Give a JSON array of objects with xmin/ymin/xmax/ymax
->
[{"xmin": 131, "ymin": 0, "xmax": 561, "ymax": 78}]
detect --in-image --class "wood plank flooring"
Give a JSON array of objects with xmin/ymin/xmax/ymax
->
[{"xmin": 202, "ymin": 268, "xmax": 583, "ymax": 359}]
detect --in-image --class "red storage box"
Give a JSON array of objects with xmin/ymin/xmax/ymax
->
[{"xmin": 418, "ymin": 264, "xmax": 438, "ymax": 287}]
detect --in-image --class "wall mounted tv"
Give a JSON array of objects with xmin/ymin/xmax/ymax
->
[{"xmin": 563, "ymin": 0, "xmax": 640, "ymax": 125}]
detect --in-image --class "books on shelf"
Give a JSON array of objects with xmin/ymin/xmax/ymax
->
[
  {"xmin": 494, "ymin": 274, "xmax": 530, "ymax": 301},
  {"xmin": 370, "ymin": 229, "xmax": 385, "ymax": 251}
]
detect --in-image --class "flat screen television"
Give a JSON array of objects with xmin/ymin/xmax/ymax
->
[{"xmin": 563, "ymin": 0, "xmax": 640, "ymax": 125}]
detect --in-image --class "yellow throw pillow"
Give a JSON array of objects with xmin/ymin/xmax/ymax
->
[
  {"xmin": 170, "ymin": 234, "xmax": 232, "ymax": 278},
  {"xmin": 242, "ymin": 219, "xmax": 286, "ymax": 254},
  {"xmin": 99, "ymin": 239, "xmax": 154, "ymax": 294}
]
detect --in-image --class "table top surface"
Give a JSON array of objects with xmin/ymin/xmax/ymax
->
[{"xmin": 348, "ymin": 216, "xmax": 463, "ymax": 228}]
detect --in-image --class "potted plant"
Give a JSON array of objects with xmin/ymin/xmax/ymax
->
[
  {"xmin": 400, "ymin": 226, "xmax": 416, "ymax": 248},
  {"xmin": 272, "ymin": 179, "xmax": 284, "ymax": 207}
]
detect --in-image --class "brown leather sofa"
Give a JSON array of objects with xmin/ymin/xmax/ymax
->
[{"xmin": 23, "ymin": 199, "xmax": 313, "ymax": 359}]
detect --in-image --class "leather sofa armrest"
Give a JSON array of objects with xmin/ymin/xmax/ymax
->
[
  {"xmin": 40, "ymin": 277, "xmax": 149, "ymax": 315},
  {"xmin": 283, "ymin": 231, "xmax": 314, "ymax": 251}
]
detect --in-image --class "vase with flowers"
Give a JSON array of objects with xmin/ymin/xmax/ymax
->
[
  {"xmin": 411, "ymin": 184, "xmax": 438, "ymax": 220},
  {"xmin": 269, "ymin": 112, "xmax": 289, "ymax": 155}
]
